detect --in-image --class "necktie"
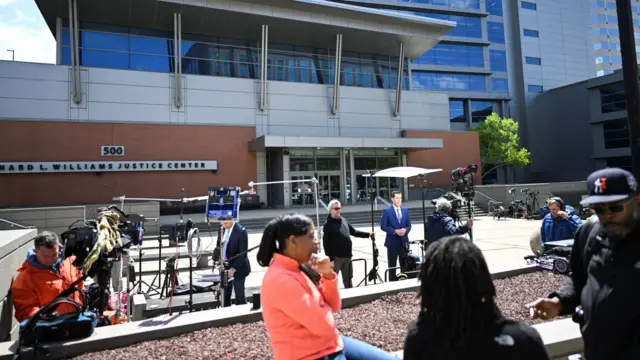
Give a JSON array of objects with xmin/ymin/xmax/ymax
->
[
  {"xmin": 222, "ymin": 229, "xmax": 231, "ymax": 261},
  {"xmin": 396, "ymin": 208, "xmax": 402, "ymax": 222}
]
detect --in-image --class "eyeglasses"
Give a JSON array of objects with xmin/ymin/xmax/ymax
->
[
  {"xmin": 592, "ymin": 203, "xmax": 626, "ymax": 215},
  {"xmin": 332, "ymin": 207, "xmax": 341, "ymax": 211}
]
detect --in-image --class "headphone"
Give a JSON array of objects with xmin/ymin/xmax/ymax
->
[{"xmin": 548, "ymin": 197, "xmax": 565, "ymax": 211}]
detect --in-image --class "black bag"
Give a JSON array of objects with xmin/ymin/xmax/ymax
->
[{"xmin": 15, "ymin": 286, "xmax": 97, "ymax": 359}]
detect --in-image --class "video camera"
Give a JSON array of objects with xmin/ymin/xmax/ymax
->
[
  {"xmin": 60, "ymin": 205, "xmax": 144, "ymax": 275},
  {"xmin": 450, "ymin": 164, "xmax": 478, "ymax": 201},
  {"xmin": 431, "ymin": 191, "xmax": 464, "ymax": 221}
]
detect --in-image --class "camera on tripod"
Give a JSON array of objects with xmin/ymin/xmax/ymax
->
[
  {"xmin": 60, "ymin": 205, "xmax": 144, "ymax": 273},
  {"xmin": 431, "ymin": 191, "xmax": 464, "ymax": 222},
  {"xmin": 451, "ymin": 164, "xmax": 478, "ymax": 201}
]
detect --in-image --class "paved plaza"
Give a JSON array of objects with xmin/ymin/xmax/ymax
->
[{"xmin": 135, "ymin": 215, "xmax": 541, "ymax": 296}]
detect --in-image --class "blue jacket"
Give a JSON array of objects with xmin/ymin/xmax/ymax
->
[
  {"xmin": 425, "ymin": 212, "xmax": 470, "ymax": 243},
  {"xmin": 540, "ymin": 205, "xmax": 582, "ymax": 245},
  {"xmin": 380, "ymin": 206, "xmax": 412, "ymax": 249}
]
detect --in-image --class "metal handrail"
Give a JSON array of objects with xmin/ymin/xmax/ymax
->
[
  {"xmin": 0, "ymin": 218, "xmax": 35, "ymax": 229},
  {"xmin": 318, "ymin": 199, "xmax": 330, "ymax": 212},
  {"xmin": 475, "ymin": 191, "xmax": 501, "ymax": 213},
  {"xmin": 375, "ymin": 196, "xmax": 391, "ymax": 209}
]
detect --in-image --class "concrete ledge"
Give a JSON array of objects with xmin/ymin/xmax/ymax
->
[
  {"xmin": 0, "ymin": 265, "xmax": 562, "ymax": 360},
  {"xmin": 533, "ymin": 318, "xmax": 583, "ymax": 358}
]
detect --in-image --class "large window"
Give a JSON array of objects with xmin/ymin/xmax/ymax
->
[
  {"xmin": 606, "ymin": 156, "xmax": 632, "ymax": 172},
  {"xmin": 405, "ymin": 12, "xmax": 482, "ymax": 38},
  {"xmin": 486, "ymin": 0, "xmax": 503, "ymax": 16},
  {"xmin": 411, "ymin": 72, "xmax": 486, "ymax": 91},
  {"xmin": 488, "ymin": 22, "xmax": 505, "ymax": 44},
  {"xmin": 600, "ymin": 82, "xmax": 626, "ymax": 113},
  {"xmin": 523, "ymin": 29, "xmax": 539, "ymax": 38},
  {"xmin": 525, "ymin": 56, "xmax": 541, "ymax": 65},
  {"xmin": 489, "ymin": 50, "xmax": 507, "ymax": 71},
  {"xmin": 521, "ymin": 1, "xmax": 537, "ymax": 10},
  {"xmin": 398, "ymin": 0, "xmax": 480, "ymax": 9},
  {"xmin": 449, "ymin": 99, "xmax": 466, "ymax": 123},
  {"xmin": 491, "ymin": 78, "xmax": 509, "ymax": 92},
  {"xmin": 603, "ymin": 119, "xmax": 630, "ymax": 149},
  {"xmin": 61, "ymin": 24, "xmax": 409, "ymax": 90},
  {"xmin": 528, "ymin": 84, "xmax": 543, "ymax": 93},
  {"xmin": 413, "ymin": 44, "xmax": 484, "ymax": 67},
  {"xmin": 470, "ymin": 101, "xmax": 493, "ymax": 123}
]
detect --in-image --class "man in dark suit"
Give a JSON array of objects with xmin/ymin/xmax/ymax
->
[
  {"xmin": 380, "ymin": 191, "xmax": 412, "ymax": 282},
  {"xmin": 220, "ymin": 220, "xmax": 251, "ymax": 306}
]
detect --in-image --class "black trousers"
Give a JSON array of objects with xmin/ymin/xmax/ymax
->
[
  {"xmin": 223, "ymin": 276, "xmax": 246, "ymax": 307},
  {"xmin": 386, "ymin": 247, "xmax": 406, "ymax": 282}
]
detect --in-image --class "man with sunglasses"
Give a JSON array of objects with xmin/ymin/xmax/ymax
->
[
  {"xmin": 322, "ymin": 200, "xmax": 373, "ymax": 288},
  {"xmin": 527, "ymin": 167, "xmax": 640, "ymax": 360}
]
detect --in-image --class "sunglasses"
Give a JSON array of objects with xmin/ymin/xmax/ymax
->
[
  {"xmin": 591, "ymin": 204, "xmax": 626, "ymax": 215},
  {"xmin": 332, "ymin": 207, "xmax": 341, "ymax": 211}
]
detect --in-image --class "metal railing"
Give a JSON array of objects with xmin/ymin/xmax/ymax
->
[
  {"xmin": 348, "ymin": 258, "xmax": 369, "ymax": 287},
  {"xmin": 375, "ymin": 196, "xmax": 390, "ymax": 210},
  {"xmin": 475, "ymin": 191, "xmax": 501, "ymax": 213},
  {"xmin": 318, "ymin": 199, "xmax": 330, "ymax": 212},
  {"xmin": 0, "ymin": 218, "xmax": 35, "ymax": 229}
]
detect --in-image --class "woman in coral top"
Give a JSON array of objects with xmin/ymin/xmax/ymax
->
[{"xmin": 258, "ymin": 214, "xmax": 397, "ymax": 360}]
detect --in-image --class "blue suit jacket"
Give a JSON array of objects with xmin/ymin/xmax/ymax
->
[
  {"xmin": 222, "ymin": 223, "xmax": 251, "ymax": 279},
  {"xmin": 380, "ymin": 206, "xmax": 412, "ymax": 249}
]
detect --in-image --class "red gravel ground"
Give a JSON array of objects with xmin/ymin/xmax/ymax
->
[{"xmin": 73, "ymin": 271, "xmax": 567, "ymax": 360}]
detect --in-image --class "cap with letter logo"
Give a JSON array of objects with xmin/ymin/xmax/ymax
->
[{"xmin": 580, "ymin": 167, "xmax": 638, "ymax": 206}]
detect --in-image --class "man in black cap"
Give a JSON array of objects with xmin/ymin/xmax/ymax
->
[{"xmin": 526, "ymin": 167, "xmax": 640, "ymax": 360}]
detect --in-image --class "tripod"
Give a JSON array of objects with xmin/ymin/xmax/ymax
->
[
  {"xmin": 133, "ymin": 233, "xmax": 163, "ymax": 297},
  {"xmin": 357, "ymin": 171, "xmax": 384, "ymax": 286},
  {"xmin": 465, "ymin": 198, "xmax": 474, "ymax": 242},
  {"xmin": 160, "ymin": 255, "xmax": 182, "ymax": 298}
]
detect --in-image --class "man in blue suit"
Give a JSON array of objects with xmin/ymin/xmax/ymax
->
[
  {"xmin": 220, "ymin": 220, "xmax": 251, "ymax": 306},
  {"xmin": 380, "ymin": 191, "xmax": 412, "ymax": 282}
]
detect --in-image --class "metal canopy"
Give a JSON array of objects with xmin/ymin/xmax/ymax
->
[
  {"xmin": 36, "ymin": 0, "xmax": 454, "ymax": 59},
  {"xmin": 362, "ymin": 166, "xmax": 442, "ymax": 179}
]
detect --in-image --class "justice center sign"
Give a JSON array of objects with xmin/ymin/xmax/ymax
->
[{"xmin": 0, "ymin": 161, "xmax": 218, "ymax": 174}]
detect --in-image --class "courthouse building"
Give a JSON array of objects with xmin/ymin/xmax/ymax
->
[{"xmin": 0, "ymin": 0, "xmax": 483, "ymax": 209}]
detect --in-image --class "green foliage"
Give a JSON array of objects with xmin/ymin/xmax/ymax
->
[{"xmin": 469, "ymin": 113, "xmax": 530, "ymax": 178}]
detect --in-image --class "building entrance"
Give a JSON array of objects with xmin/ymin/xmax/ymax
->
[{"xmin": 290, "ymin": 172, "xmax": 342, "ymax": 206}]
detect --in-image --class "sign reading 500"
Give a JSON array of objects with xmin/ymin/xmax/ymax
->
[{"xmin": 101, "ymin": 146, "xmax": 125, "ymax": 157}]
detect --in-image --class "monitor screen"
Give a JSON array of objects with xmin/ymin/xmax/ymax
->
[{"xmin": 206, "ymin": 186, "xmax": 240, "ymax": 221}]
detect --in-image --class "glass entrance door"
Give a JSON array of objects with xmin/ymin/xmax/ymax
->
[
  {"xmin": 291, "ymin": 175, "xmax": 315, "ymax": 206},
  {"xmin": 318, "ymin": 174, "xmax": 342, "ymax": 204}
]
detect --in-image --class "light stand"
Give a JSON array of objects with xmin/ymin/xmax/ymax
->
[
  {"xmin": 358, "ymin": 170, "xmax": 383, "ymax": 286},
  {"xmin": 418, "ymin": 174, "xmax": 427, "ymax": 241}
]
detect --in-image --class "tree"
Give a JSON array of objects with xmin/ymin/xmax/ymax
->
[{"xmin": 469, "ymin": 113, "xmax": 530, "ymax": 180}]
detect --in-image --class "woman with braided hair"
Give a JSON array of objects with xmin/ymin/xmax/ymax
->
[{"xmin": 403, "ymin": 235, "xmax": 550, "ymax": 360}]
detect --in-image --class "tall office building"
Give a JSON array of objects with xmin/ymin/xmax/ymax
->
[{"xmin": 591, "ymin": 0, "xmax": 640, "ymax": 76}]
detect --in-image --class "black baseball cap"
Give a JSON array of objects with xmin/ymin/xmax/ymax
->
[{"xmin": 580, "ymin": 167, "xmax": 638, "ymax": 206}]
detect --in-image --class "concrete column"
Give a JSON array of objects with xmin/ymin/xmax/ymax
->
[
  {"xmin": 173, "ymin": 13, "xmax": 183, "ymax": 108},
  {"xmin": 401, "ymin": 151, "xmax": 409, "ymax": 200},
  {"xmin": 340, "ymin": 148, "xmax": 347, "ymax": 204},
  {"xmin": 260, "ymin": 25, "xmax": 269, "ymax": 111},
  {"xmin": 332, "ymin": 34, "xmax": 343, "ymax": 115},
  {"xmin": 283, "ymin": 153, "xmax": 291, "ymax": 207},
  {"xmin": 464, "ymin": 99, "xmax": 473, "ymax": 127},
  {"xmin": 56, "ymin": 18, "xmax": 62, "ymax": 65},
  {"xmin": 394, "ymin": 42, "xmax": 405, "ymax": 117},
  {"xmin": 349, "ymin": 149, "xmax": 356, "ymax": 205},
  {"xmin": 256, "ymin": 152, "xmax": 268, "ymax": 204}
]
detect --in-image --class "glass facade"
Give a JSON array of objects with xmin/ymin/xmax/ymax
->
[
  {"xmin": 486, "ymin": 0, "xmax": 503, "ymax": 16},
  {"xmin": 488, "ymin": 22, "xmax": 506, "ymax": 44},
  {"xmin": 411, "ymin": 72, "xmax": 486, "ymax": 91},
  {"xmin": 528, "ymin": 85, "xmax": 543, "ymax": 93},
  {"xmin": 602, "ymin": 119, "xmax": 630, "ymax": 149},
  {"xmin": 489, "ymin": 50, "xmax": 507, "ymax": 71},
  {"xmin": 396, "ymin": 0, "xmax": 480, "ymax": 9},
  {"xmin": 491, "ymin": 78, "xmax": 509, "ymax": 92},
  {"xmin": 600, "ymin": 82, "xmax": 626, "ymax": 113},
  {"xmin": 470, "ymin": 101, "xmax": 493, "ymax": 123},
  {"xmin": 404, "ymin": 12, "xmax": 482, "ymax": 38},
  {"xmin": 61, "ymin": 24, "xmax": 409, "ymax": 90},
  {"xmin": 525, "ymin": 56, "xmax": 541, "ymax": 65},
  {"xmin": 449, "ymin": 99, "xmax": 466, "ymax": 123},
  {"xmin": 413, "ymin": 43, "xmax": 484, "ymax": 67}
]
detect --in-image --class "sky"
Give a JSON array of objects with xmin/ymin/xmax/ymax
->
[{"xmin": 0, "ymin": 0, "xmax": 55, "ymax": 63}]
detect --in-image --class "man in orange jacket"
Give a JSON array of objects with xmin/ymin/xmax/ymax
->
[{"xmin": 11, "ymin": 231, "xmax": 85, "ymax": 322}]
